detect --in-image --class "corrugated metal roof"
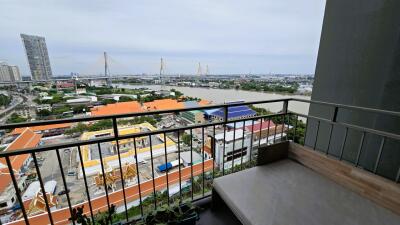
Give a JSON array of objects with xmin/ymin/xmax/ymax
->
[{"xmin": 210, "ymin": 105, "xmax": 256, "ymax": 119}]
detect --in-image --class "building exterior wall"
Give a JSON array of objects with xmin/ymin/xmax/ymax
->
[
  {"xmin": 307, "ymin": 0, "xmax": 400, "ymax": 180},
  {"xmin": 181, "ymin": 111, "xmax": 205, "ymax": 124},
  {"xmin": 9, "ymin": 66, "xmax": 21, "ymax": 81},
  {"xmin": 214, "ymin": 135, "xmax": 251, "ymax": 170},
  {"xmin": 0, "ymin": 63, "xmax": 11, "ymax": 82},
  {"xmin": 21, "ymin": 34, "xmax": 52, "ymax": 81}
]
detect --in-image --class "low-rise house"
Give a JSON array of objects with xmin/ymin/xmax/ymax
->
[{"xmin": 0, "ymin": 128, "xmax": 42, "ymax": 211}]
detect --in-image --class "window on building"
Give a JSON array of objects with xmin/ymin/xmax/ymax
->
[{"xmin": 226, "ymin": 148, "xmax": 247, "ymax": 161}]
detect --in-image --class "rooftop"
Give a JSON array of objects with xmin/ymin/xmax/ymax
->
[
  {"xmin": 143, "ymin": 99, "xmax": 185, "ymax": 111},
  {"xmin": 210, "ymin": 105, "xmax": 257, "ymax": 119},
  {"xmin": 90, "ymin": 101, "xmax": 143, "ymax": 116},
  {"xmin": 0, "ymin": 128, "xmax": 42, "ymax": 193},
  {"xmin": 11, "ymin": 123, "xmax": 71, "ymax": 135}
]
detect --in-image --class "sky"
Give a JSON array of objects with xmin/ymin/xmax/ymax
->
[{"xmin": 0, "ymin": 0, "xmax": 326, "ymax": 76}]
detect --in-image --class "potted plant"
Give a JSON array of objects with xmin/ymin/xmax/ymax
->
[
  {"xmin": 69, "ymin": 206, "xmax": 91, "ymax": 225},
  {"xmin": 136, "ymin": 202, "xmax": 200, "ymax": 225}
]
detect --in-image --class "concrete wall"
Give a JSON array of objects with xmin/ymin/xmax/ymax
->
[{"xmin": 306, "ymin": 0, "xmax": 400, "ymax": 180}]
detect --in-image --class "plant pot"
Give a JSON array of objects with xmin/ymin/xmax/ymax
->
[{"xmin": 168, "ymin": 212, "xmax": 199, "ymax": 225}]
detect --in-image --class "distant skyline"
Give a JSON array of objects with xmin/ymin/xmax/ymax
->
[{"xmin": 0, "ymin": 0, "xmax": 326, "ymax": 76}]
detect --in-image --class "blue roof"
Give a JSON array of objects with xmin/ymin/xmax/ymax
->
[
  {"xmin": 210, "ymin": 105, "xmax": 256, "ymax": 119},
  {"xmin": 204, "ymin": 108, "xmax": 220, "ymax": 115}
]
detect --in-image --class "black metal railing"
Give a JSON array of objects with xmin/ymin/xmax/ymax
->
[{"xmin": 0, "ymin": 98, "xmax": 399, "ymax": 225}]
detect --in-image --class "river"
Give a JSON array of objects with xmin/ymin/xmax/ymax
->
[{"xmin": 114, "ymin": 84, "xmax": 311, "ymax": 115}]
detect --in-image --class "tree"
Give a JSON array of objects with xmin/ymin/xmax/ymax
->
[
  {"xmin": 7, "ymin": 113, "xmax": 27, "ymax": 124},
  {"xmin": 101, "ymin": 99, "xmax": 116, "ymax": 105},
  {"xmin": 118, "ymin": 96, "xmax": 134, "ymax": 102},
  {"xmin": 182, "ymin": 133, "xmax": 192, "ymax": 146},
  {"xmin": 36, "ymin": 109, "xmax": 51, "ymax": 117},
  {"xmin": 0, "ymin": 94, "xmax": 11, "ymax": 107},
  {"xmin": 72, "ymin": 105, "xmax": 88, "ymax": 114}
]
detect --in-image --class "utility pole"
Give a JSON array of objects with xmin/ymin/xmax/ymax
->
[{"xmin": 206, "ymin": 65, "xmax": 209, "ymax": 76}]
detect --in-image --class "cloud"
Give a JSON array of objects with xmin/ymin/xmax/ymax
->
[{"xmin": 0, "ymin": 0, "xmax": 326, "ymax": 75}]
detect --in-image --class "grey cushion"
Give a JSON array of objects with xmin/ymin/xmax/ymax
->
[{"xmin": 213, "ymin": 159, "xmax": 400, "ymax": 225}]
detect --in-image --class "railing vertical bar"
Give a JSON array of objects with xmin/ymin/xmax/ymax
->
[
  {"xmin": 280, "ymin": 115, "xmax": 284, "ymax": 141},
  {"xmin": 313, "ymin": 121, "xmax": 320, "ymax": 150},
  {"xmin": 190, "ymin": 129, "xmax": 194, "ymax": 200},
  {"xmin": 355, "ymin": 132, "xmax": 366, "ymax": 166},
  {"xmin": 177, "ymin": 130, "xmax": 182, "ymax": 203},
  {"xmin": 132, "ymin": 137, "xmax": 144, "ymax": 217},
  {"xmin": 273, "ymin": 117, "xmax": 277, "ymax": 143},
  {"xmin": 148, "ymin": 135, "xmax": 157, "ymax": 209},
  {"xmin": 303, "ymin": 118, "xmax": 308, "ymax": 146},
  {"xmin": 222, "ymin": 124, "xmax": 226, "ymax": 176},
  {"xmin": 201, "ymin": 126, "xmax": 205, "ymax": 196},
  {"xmin": 266, "ymin": 119, "xmax": 271, "ymax": 145},
  {"xmin": 249, "ymin": 119, "xmax": 255, "ymax": 168},
  {"xmin": 5, "ymin": 156, "xmax": 30, "ymax": 225},
  {"xmin": 55, "ymin": 148, "xmax": 75, "ymax": 225},
  {"xmin": 32, "ymin": 152, "xmax": 54, "ymax": 225},
  {"xmin": 212, "ymin": 125, "xmax": 216, "ymax": 177},
  {"xmin": 293, "ymin": 115, "xmax": 298, "ymax": 142},
  {"xmin": 111, "ymin": 118, "xmax": 128, "ymax": 221},
  {"xmin": 231, "ymin": 122, "xmax": 236, "ymax": 173},
  {"xmin": 339, "ymin": 127, "xmax": 348, "ymax": 160},
  {"xmin": 373, "ymin": 137, "xmax": 386, "ymax": 173},
  {"xmin": 163, "ymin": 131, "xmax": 170, "ymax": 206},
  {"xmin": 258, "ymin": 118, "xmax": 263, "ymax": 147},
  {"xmin": 77, "ymin": 146, "xmax": 95, "ymax": 224},
  {"xmin": 326, "ymin": 123, "xmax": 334, "ymax": 155},
  {"xmin": 222, "ymin": 105, "xmax": 228, "ymax": 176},
  {"xmin": 285, "ymin": 114, "xmax": 289, "ymax": 141},
  {"xmin": 97, "ymin": 142, "xmax": 111, "ymax": 212},
  {"xmin": 240, "ymin": 120, "xmax": 246, "ymax": 170}
]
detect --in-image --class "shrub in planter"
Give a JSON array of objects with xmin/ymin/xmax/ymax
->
[{"xmin": 136, "ymin": 202, "xmax": 199, "ymax": 225}]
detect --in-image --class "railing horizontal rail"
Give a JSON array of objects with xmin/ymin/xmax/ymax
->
[
  {"xmin": 293, "ymin": 112, "xmax": 400, "ymax": 141},
  {"xmin": 291, "ymin": 98, "xmax": 400, "ymax": 117}
]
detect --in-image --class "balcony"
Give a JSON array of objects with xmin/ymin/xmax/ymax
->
[{"xmin": 0, "ymin": 98, "xmax": 399, "ymax": 225}]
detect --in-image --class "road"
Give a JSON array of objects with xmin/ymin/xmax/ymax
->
[{"xmin": 0, "ymin": 92, "xmax": 30, "ymax": 124}]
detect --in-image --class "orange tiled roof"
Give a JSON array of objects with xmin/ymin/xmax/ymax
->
[
  {"xmin": 143, "ymin": 99, "xmax": 185, "ymax": 111},
  {"xmin": 91, "ymin": 101, "xmax": 143, "ymax": 116},
  {"xmin": 11, "ymin": 123, "xmax": 71, "ymax": 135},
  {"xmin": 199, "ymin": 99, "xmax": 211, "ymax": 106},
  {"xmin": 0, "ymin": 128, "xmax": 42, "ymax": 193},
  {"xmin": 7, "ymin": 128, "xmax": 42, "ymax": 151}
]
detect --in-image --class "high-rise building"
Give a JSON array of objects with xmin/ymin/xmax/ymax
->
[
  {"xmin": 0, "ymin": 62, "xmax": 22, "ymax": 82},
  {"xmin": 0, "ymin": 62, "xmax": 11, "ymax": 82},
  {"xmin": 8, "ymin": 65, "xmax": 21, "ymax": 82},
  {"xmin": 20, "ymin": 34, "xmax": 53, "ymax": 80}
]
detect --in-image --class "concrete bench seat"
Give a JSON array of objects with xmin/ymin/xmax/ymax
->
[{"xmin": 213, "ymin": 159, "xmax": 400, "ymax": 225}]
